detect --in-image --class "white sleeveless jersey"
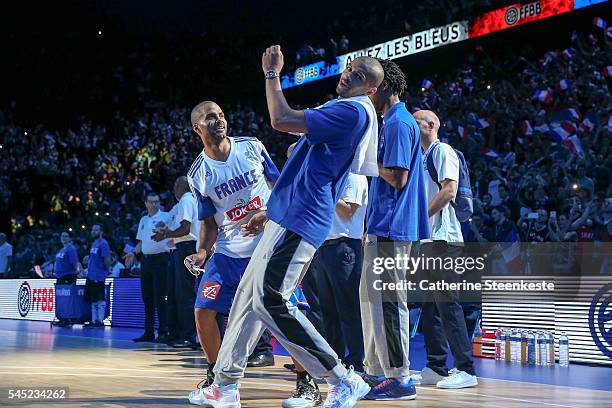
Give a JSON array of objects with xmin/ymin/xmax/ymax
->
[{"xmin": 187, "ymin": 137, "xmax": 279, "ymax": 258}]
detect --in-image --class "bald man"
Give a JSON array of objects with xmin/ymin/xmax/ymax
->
[
  {"xmin": 413, "ymin": 110, "xmax": 478, "ymax": 389},
  {"xmin": 151, "ymin": 176, "xmax": 200, "ymax": 347},
  {"xmin": 192, "ymin": 47, "xmax": 383, "ymax": 408},
  {"xmin": 359, "ymin": 58, "xmax": 429, "ymax": 401}
]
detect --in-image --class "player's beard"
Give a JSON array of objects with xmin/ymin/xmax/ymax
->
[{"xmin": 211, "ymin": 131, "xmax": 227, "ymax": 140}]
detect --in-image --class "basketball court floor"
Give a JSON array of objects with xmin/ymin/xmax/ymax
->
[{"xmin": 1, "ymin": 320, "xmax": 610, "ymax": 407}]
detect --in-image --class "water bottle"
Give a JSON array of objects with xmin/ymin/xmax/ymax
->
[
  {"xmin": 548, "ymin": 332, "xmax": 555, "ymax": 366},
  {"xmin": 500, "ymin": 329, "xmax": 507, "ymax": 361},
  {"xmin": 511, "ymin": 329, "xmax": 520, "ymax": 363},
  {"xmin": 536, "ymin": 331, "xmax": 545, "ymax": 365},
  {"xmin": 527, "ymin": 331, "xmax": 536, "ymax": 365},
  {"xmin": 505, "ymin": 329, "xmax": 511, "ymax": 363},
  {"xmin": 542, "ymin": 331, "xmax": 550, "ymax": 366},
  {"xmin": 473, "ymin": 325, "xmax": 483, "ymax": 356},
  {"xmin": 559, "ymin": 332, "xmax": 570, "ymax": 367},
  {"xmin": 543, "ymin": 330, "xmax": 550, "ymax": 366},
  {"xmin": 521, "ymin": 331, "xmax": 527, "ymax": 365},
  {"xmin": 495, "ymin": 328, "xmax": 502, "ymax": 361}
]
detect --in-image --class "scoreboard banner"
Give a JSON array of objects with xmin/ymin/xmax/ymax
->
[
  {"xmin": 0, "ymin": 278, "xmax": 113, "ymax": 323},
  {"xmin": 0, "ymin": 278, "xmax": 148, "ymax": 329},
  {"xmin": 0, "ymin": 280, "xmax": 57, "ymax": 322},
  {"xmin": 337, "ymin": 21, "xmax": 469, "ymax": 72},
  {"xmin": 281, "ymin": 0, "xmax": 607, "ymax": 89},
  {"xmin": 282, "ymin": 21, "xmax": 468, "ymax": 89},
  {"xmin": 469, "ymin": 0, "xmax": 573, "ymax": 38}
]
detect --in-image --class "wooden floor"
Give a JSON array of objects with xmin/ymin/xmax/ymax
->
[{"xmin": 0, "ymin": 327, "xmax": 610, "ymax": 407}]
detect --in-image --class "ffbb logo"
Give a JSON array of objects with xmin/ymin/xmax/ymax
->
[
  {"xmin": 17, "ymin": 281, "xmax": 54, "ymax": 317},
  {"xmin": 295, "ymin": 66, "xmax": 319, "ymax": 85},
  {"xmin": 505, "ymin": 1, "xmax": 541, "ymax": 26}
]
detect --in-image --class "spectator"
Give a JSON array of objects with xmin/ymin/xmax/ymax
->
[
  {"xmin": 109, "ymin": 252, "xmax": 125, "ymax": 278},
  {"xmin": 0, "ymin": 233, "xmax": 12, "ymax": 278},
  {"xmin": 339, "ymin": 34, "xmax": 349, "ymax": 52},
  {"xmin": 486, "ymin": 206, "xmax": 518, "ymax": 243}
]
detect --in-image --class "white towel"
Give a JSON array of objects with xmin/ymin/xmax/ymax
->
[
  {"xmin": 293, "ymin": 96, "xmax": 379, "ymax": 176},
  {"xmin": 337, "ymin": 95, "xmax": 379, "ymax": 177}
]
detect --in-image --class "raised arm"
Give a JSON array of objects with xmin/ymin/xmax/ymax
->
[{"xmin": 262, "ymin": 45, "xmax": 307, "ymax": 133}]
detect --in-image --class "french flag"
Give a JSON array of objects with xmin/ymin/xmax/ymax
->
[
  {"xmin": 560, "ymin": 121, "xmax": 577, "ymax": 133},
  {"xmin": 457, "ymin": 126, "xmax": 469, "ymax": 141},
  {"xmin": 518, "ymin": 120, "xmax": 533, "ymax": 135},
  {"xmin": 422, "ymin": 79, "xmax": 433, "ymax": 90},
  {"xmin": 565, "ymin": 108, "xmax": 580, "ymax": 121},
  {"xmin": 593, "ymin": 17, "xmax": 607, "ymax": 29},
  {"xmin": 542, "ymin": 51, "xmax": 557, "ymax": 66},
  {"xmin": 533, "ymin": 89, "xmax": 553, "ymax": 104},
  {"xmin": 446, "ymin": 119, "xmax": 458, "ymax": 130},
  {"xmin": 476, "ymin": 118, "xmax": 491, "ymax": 129},
  {"xmin": 579, "ymin": 117, "xmax": 595, "ymax": 133},
  {"xmin": 604, "ymin": 66, "xmax": 612, "ymax": 77},
  {"xmin": 562, "ymin": 135, "xmax": 584, "ymax": 157},
  {"xmin": 482, "ymin": 147, "xmax": 498, "ymax": 158},
  {"xmin": 561, "ymin": 48, "xmax": 576, "ymax": 60},
  {"xmin": 534, "ymin": 123, "xmax": 550, "ymax": 133},
  {"xmin": 500, "ymin": 232, "xmax": 522, "ymax": 272},
  {"xmin": 549, "ymin": 122, "xmax": 575, "ymax": 142},
  {"xmin": 463, "ymin": 77, "xmax": 474, "ymax": 90},
  {"xmin": 557, "ymin": 79, "xmax": 571, "ymax": 91}
]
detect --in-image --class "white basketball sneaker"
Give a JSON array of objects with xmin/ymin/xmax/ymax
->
[
  {"xmin": 436, "ymin": 371, "xmax": 478, "ymax": 389},
  {"xmin": 188, "ymin": 383, "xmax": 241, "ymax": 407},
  {"xmin": 411, "ymin": 366, "xmax": 446, "ymax": 385},
  {"xmin": 323, "ymin": 367, "xmax": 370, "ymax": 408}
]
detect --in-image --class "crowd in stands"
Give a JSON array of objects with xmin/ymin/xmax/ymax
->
[
  {"xmin": 289, "ymin": 0, "xmax": 508, "ymax": 66},
  {"xmin": 1, "ymin": 20, "xmax": 610, "ymax": 278}
]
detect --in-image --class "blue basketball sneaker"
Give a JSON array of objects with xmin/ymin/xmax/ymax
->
[
  {"xmin": 359, "ymin": 372, "xmax": 385, "ymax": 388},
  {"xmin": 364, "ymin": 377, "xmax": 417, "ymax": 401}
]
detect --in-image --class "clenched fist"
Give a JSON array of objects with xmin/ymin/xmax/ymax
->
[{"xmin": 262, "ymin": 45, "xmax": 284, "ymax": 74}]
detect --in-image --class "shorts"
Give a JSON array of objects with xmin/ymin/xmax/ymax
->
[
  {"xmin": 194, "ymin": 253, "xmax": 250, "ymax": 314},
  {"xmin": 56, "ymin": 274, "xmax": 78, "ymax": 285},
  {"xmin": 194, "ymin": 253, "xmax": 310, "ymax": 314},
  {"xmin": 84, "ymin": 279, "xmax": 106, "ymax": 302}
]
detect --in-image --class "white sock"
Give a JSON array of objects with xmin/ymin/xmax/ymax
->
[{"xmin": 98, "ymin": 301, "xmax": 106, "ymax": 322}]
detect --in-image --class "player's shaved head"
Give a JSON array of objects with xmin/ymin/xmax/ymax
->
[
  {"xmin": 413, "ymin": 110, "xmax": 440, "ymax": 130},
  {"xmin": 174, "ymin": 176, "xmax": 190, "ymax": 200},
  {"xmin": 175, "ymin": 176, "xmax": 189, "ymax": 190},
  {"xmin": 414, "ymin": 110, "xmax": 441, "ymax": 149},
  {"xmin": 191, "ymin": 100, "xmax": 228, "ymax": 141},
  {"xmin": 336, "ymin": 57, "xmax": 384, "ymax": 98},
  {"xmin": 191, "ymin": 101, "xmax": 219, "ymax": 125},
  {"xmin": 354, "ymin": 57, "xmax": 384, "ymax": 88}
]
